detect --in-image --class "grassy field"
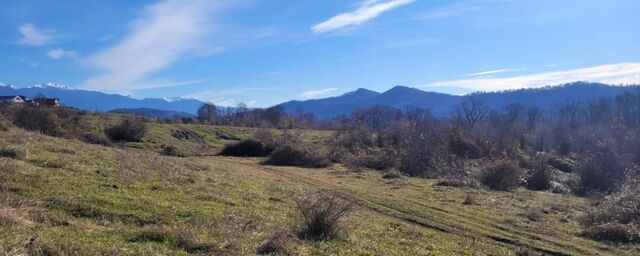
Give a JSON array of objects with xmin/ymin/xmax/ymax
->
[{"xmin": 1, "ymin": 119, "xmax": 639, "ymax": 255}]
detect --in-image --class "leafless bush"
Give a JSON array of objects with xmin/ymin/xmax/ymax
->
[
  {"xmin": 130, "ymin": 226, "xmax": 215, "ymax": 253},
  {"xmin": 0, "ymin": 146, "xmax": 27, "ymax": 160},
  {"xmin": 104, "ymin": 116, "xmax": 147, "ymax": 142},
  {"xmin": 479, "ymin": 160, "xmax": 524, "ymax": 191},
  {"xmin": 577, "ymin": 140, "xmax": 627, "ymax": 194},
  {"xmin": 80, "ymin": 132, "xmax": 112, "ymax": 146},
  {"xmin": 13, "ymin": 106, "xmax": 64, "ymax": 136},
  {"xmin": 462, "ymin": 193, "xmax": 477, "ymax": 205},
  {"xmin": 0, "ymin": 114, "xmax": 10, "ymax": 131},
  {"xmin": 381, "ymin": 170, "xmax": 403, "ymax": 179},
  {"xmin": 581, "ymin": 167, "xmax": 640, "ymax": 243},
  {"xmin": 448, "ymin": 128, "xmax": 482, "ymax": 159},
  {"xmin": 263, "ymin": 145, "xmax": 330, "ymax": 168},
  {"xmin": 256, "ymin": 231, "xmax": 295, "ymax": 255},
  {"xmin": 218, "ymin": 139, "xmax": 274, "ymax": 157},
  {"xmin": 343, "ymin": 149, "xmax": 396, "ymax": 171},
  {"xmin": 525, "ymin": 155, "xmax": 552, "ymax": 191},
  {"xmin": 522, "ymin": 208, "xmax": 544, "ymax": 222},
  {"xmin": 295, "ymin": 191, "xmax": 353, "ymax": 240},
  {"xmin": 160, "ymin": 145, "xmax": 185, "ymax": 157}
]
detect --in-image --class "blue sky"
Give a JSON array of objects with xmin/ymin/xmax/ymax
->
[{"xmin": 1, "ymin": 0, "xmax": 639, "ymax": 107}]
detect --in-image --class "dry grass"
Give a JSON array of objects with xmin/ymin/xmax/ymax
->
[{"xmin": 0, "ymin": 120, "xmax": 638, "ymax": 255}]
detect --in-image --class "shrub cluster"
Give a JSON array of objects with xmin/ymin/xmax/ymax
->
[
  {"xmin": 104, "ymin": 117, "xmax": 147, "ymax": 142},
  {"xmin": 479, "ymin": 161, "xmax": 524, "ymax": 191},
  {"xmin": 263, "ymin": 145, "xmax": 330, "ymax": 168},
  {"xmin": 581, "ymin": 168, "xmax": 640, "ymax": 243},
  {"xmin": 218, "ymin": 139, "xmax": 274, "ymax": 157},
  {"xmin": 12, "ymin": 106, "xmax": 64, "ymax": 136}
]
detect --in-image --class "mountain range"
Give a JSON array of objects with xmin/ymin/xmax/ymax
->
[
  {"xmin": 1, "ymin": 82, "xmax": 639, "ymax": 119},
  {"xmin": 279, "ymin": 82, "xmax": 640, "ymax": 118},
  {"xmin": 0, "ymin": 82, "xmax": 206, "ymax": 115}
]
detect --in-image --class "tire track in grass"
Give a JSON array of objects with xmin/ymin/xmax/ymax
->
[{"xmin": 213, "ymin": 157, "xmax": 624, "ymax": 256}]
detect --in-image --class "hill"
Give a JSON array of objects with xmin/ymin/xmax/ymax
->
[{"xmin": 279, "ymin": 82, "xmax": 640, "ymax": 118}]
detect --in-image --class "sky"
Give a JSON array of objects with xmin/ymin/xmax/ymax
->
[{"xmin": 0, "ymin": 0, "xmax": 639, "ymax": 107}]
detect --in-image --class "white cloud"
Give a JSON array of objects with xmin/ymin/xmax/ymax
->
[
  {"xmin": 421, "ymin": 63, "xmax": 640, "ymax": 92},
  {"xmin": 245, "ymin": 100, "xmax": 258, "ymax": 108},
  {"xmin": 312, "ymin": 0, "xmax": 415, "ymax": 34},
  {"xmin": 210, "ymin": 98, "xmax": 235, "ymax": 107},
  {"xmin": 300, "ymin": 88, "xmax": 339, "ymax": 99},
  {"xmin": 81, "ymin": 0, "xmax": 231, "ymax": 92},
  {"xmin": 47, "ymin": 49, "xmax": 78, "ymax": 59},
  {"xmin": 16, "ymin": 24, "xmax": 56, "ymax": 46},
  {"xmin": 420, "ymin": 2, "xmax": 479, "ymax": 19},
  {"xmin": 464, "ymin": 68, "xmax": 519, "ymax": 77},
  {"xmin": 186, "ymin": 87, "xmax": 282, "ymax": 107}
]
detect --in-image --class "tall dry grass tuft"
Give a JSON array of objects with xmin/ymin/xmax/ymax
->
[{"xmin": 294, "ymin": 191, "xmax": 353, "ymax": 240}]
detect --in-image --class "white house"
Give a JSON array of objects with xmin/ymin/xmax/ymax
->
[{"xmin": 0, "ymin": 95, "xmax": 27, "ymax": 104}]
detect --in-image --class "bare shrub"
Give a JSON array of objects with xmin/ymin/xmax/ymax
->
[
  {"xmin": 344, "ymin": 149, "xmax": 396, "ymax": 171},
  {"xmin": 381, "ymin": 170, "xmax": 403, "ymax": 179},
  {"xmin": 105, "ymin": 117, "xmax": 147, "ymax": 142},
  {"xmin": 295, "ymin": 191, "xmax": 353, "ymax": 240},
  {"xmin": 218, "ymin": 139, "xmax": 274, "ymax": 157},
  {"xmin": 0, "ymin": 146, "xmax": 27, "ymax": 160},
  {"xmin": 522, "ymin": 208, "xmax": 544, "ymax": 222},
  {"xmin": 13, "ymin": 106, "xmax": 64, "ymax": 136},
  {"xmin": 0, "ymin": 114, "xmax": 10, "ymax": 131},
  {"xmin": 130, "ymin": 226, "xmax": 216, "ymax": 253},
  {"xmin": 462, "ymin": 194, "xmax": 477, "ymax": 205},
  {"xmin": 547, "ymin": 157, "xmax": 575, "ymax": 173},
  {"xmin": 479, "ymin": 160, "xmax": 524, "ymax": 191},
  {"xmin": 448, "ymin": 128, "xmax": 482, "ymax": 159},
  {"xmin": 525, "ymin": 155, "xmax": 552, "ymax": 191},
  {"xmin": 80, "ymin": 132, "xmax": 112, "ymax": 146},
  {"xmin": 256, "ymin": 231, "xmax": 295, "ymax": 255},
  {"xmin": 160, "ymin": 145, "xmax": 185, "ymax": 157},
  {"xmin": 253, "ymin": 128, "xmax": 275, "ymax": 145},
  {"xmin": 577, "ymin": 140, "xmax": 627, "ymax": 194},
  {"xmin": 581, "ymin": 168, "xmax": 640, "ymax": 243},
  {"xmin": 264, "ymin": 145, "xmax": 330, "ymax": 168}
]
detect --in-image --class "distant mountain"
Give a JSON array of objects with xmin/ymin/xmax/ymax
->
[
  {"xmin": 279, "ymin": 82, "xmax": 640, "ymax": 118},
  {"xmin": 108, "ymin": 108, "xmax": 195, "ymax": 119},
  {"xmin": 0, "ymin": 83, "xmax": 207, "ymax": 114}
]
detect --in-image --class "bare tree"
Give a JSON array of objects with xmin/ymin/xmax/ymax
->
[
  {"xmin": 460, "ymin": 98, "xmax": 488, "ymax": 129},
  {"xmin": 197, "ymin": 103, "xmax": 218, "ymax": 125}
]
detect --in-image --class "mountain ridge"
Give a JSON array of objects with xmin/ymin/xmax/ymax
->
[{"xmin": 279, "ymin": 82, "xmax": 640, "ymax": 118}]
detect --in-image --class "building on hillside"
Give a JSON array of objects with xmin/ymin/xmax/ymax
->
[
  {"xmin": 0, "ymin": 95, "xmax": 27, "ymax": 104},
  {"xmin": 32, "ymin": 97, "xmax": 61, "ymax": 107}
]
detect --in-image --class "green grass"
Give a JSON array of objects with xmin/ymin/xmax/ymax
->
[{"xmin": 0, "ymin": 119, "xmax": 638, "ymax": 255}]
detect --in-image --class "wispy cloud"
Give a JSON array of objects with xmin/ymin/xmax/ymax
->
[
  {"xmin": 312, "ymin": 0, "xmax": 416, "ymax": 34},
  {"xmin": 420, "ymin": 2, "xmax": 480, "ymax": 19},
  {"xmin": 300, "ymin": 88, "xmax": 339, "ymax": 99},
  {"xmin": 81, "ymin": 0, "xmax": 231, "ymax": 92},
  {"xmin": 421, "ymin": 63, "xmax": 640, "ymax": 92},
  {"xmin": 186, "ymin": 87, "xmax": 280, "ymax": 106},
  {"xmin": 47, "ymin": 49, "xmax": 78, "ymax": 60},
  {"xmin": 16, "ymin": 24, "xmax": 56, "ymax": 45},
  {"xmin": 464, "ymin": 68, "xmax": 519, "ymax": 77}
]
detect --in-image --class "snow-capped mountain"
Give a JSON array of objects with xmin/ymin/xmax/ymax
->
[
  {"xmin": 30, "ymin": 82, "xmax": 73, "ymax": 90},
  {"xmin": 0, "ymin": 82, "xmax": 207, "ymax": 114}
]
